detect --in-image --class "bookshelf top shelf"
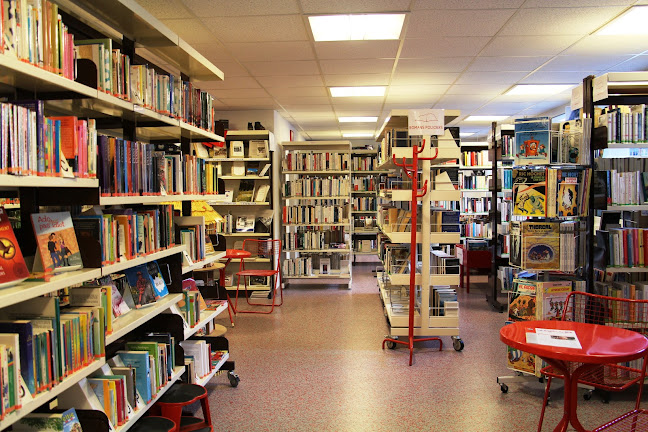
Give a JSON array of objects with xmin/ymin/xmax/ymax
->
[
  {"xmin": 56, "ymin": 0, "xmax": 224, "ymax": 81},
  {"xmin": 376, "ymin": 109, "xmax": 461, "ymax": 141},
  {"xmin": 0, "ymin": 175, "xmax": 98, "ymax": 189},
  {"xmin": 225, "ymin": 130, "xmax": 272, "ymax": 139},
  {"xmin": 281, "ymin": 140, "xmax": 352, "ymax": 151},
  {"xmin": 593, "ymin": 72, "xmax": 648, "ymax": 104}
]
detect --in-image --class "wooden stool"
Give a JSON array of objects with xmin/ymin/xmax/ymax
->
[
  {"xmin": 152, "ymin": 383, "xmax": 212, "ymax": 432},
  {"xmin": 195, "ymin": 262, "xmax": 234, "ymax": 327},
  {"xmin": 130, "ymin": 416, "xmax": 176, "ymax": 432}
]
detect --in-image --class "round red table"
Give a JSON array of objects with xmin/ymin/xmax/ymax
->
[{"xmin": 500, "ymin": 320, "xmax": 648, "ymax": 432}]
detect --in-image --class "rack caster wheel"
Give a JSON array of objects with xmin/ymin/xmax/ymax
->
[
  {"xmin": 452, "ymin": 337, "xmax": 464, "ymax": 351},
  {"xmin": 386, "ymin": 340, "xmax": 397, "ymax": 350},
  {"xmin": 228, "ymin": 371, "xmax": 240, "ymax": 388},
  {"xmin": 500, "ymin": 383, "xmax": 508, "ymax": 393},
  {"xmin": 583, "ymin": 390, "xmax": 593, "ymax": 401}
]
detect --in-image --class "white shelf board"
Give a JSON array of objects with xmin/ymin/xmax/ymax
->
[
  {"xmin": 225, "ymin": 130, "xmax": 270, "ymax": 138},
  {"xmin": 604, "ymin": 143, "xmax": 648, "ymax": 149},
  {"xmin": 353, "ymin": 229, "xmax": 379, "ymax": 234},
  {"xmin": 607, "ymin": 205, "xmax": 648, "ymax": 211},
  {"xmin": 208, "ymin": 202, "xmax": 269, "ymax": 206},
  {"xmin": 182, "ymin": 252, "xmax": 226, "ymax": 274},
  {"xmin": 100, "ymin": 194, "xmax": 222, "ymax": 206},
  {"xmin": 384, "ymin": 231, "xmax": 460, "ymax": 244},
  {"xmin": 220, "ymin": 176, "xmax": 270, "ymax": 180},
  {"xmin": 101, "ymin": 245, "xmax": 185, "ymax": 276},
  {"xmin": 353, "ymin": 251, "xmax": 378, "ymax": 255},
  {"xmin": 184, "ymin": 303, "xmax": 228, "ymax": 339},
  {"xmin": 605, "ymin": 267, "xmax": 648, "ymax": 273},
  {"xmin": 351, "ymin": 149, "xmax": 378, "ymax": 155},
  {"xmin": 353, "ymin": 170, "xmax": 388, "ymax": 174},
  {"xmin": 107, "ymin": 294, "xmax": 183, "ymax": 345},
  {"xmin": 351, "ymin": 190, "xmax": 378, "ymax": 194},
  {"xmin": 0, "ymin": 268, "xmax": 103, "ymax": 310},
  {"xmin": 204, "ymin": 157, "xmax": 269, "ymax": 162},
  {"xmin": 281, "ymin": 140, "xmax": 351, "ymax": 150},
  {"xmin": 221, "ymin": 233, "xmax": 271, "ymax": 237},
  {"xmin": 0, "ymin": 359, "xmax": 105, "ymax": 431},
  {"xmin": 284, "ymin": 222, "xmax": 349, "ymax": 227},
  {"xmin": 283, "ymin": 196, "xmax": 348, "ymax": 200},
  {"xmin": 0, "ymin": 174, "xmax": 98, "ymax": 189},
  {"xmin": 195, "ymin": 352, "xmax": 230, "ymax": 386},
  {"xmin": 284, "ymin": 249, "xmax": 352, "ymax": 253},
  {"xmin": 461, "ymin": 212, "xmax": 490, "ymax": 216}
]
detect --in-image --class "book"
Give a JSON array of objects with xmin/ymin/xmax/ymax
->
[
  {"xmin": 508, "ymin": 279, "xmax": 536, "ymax": 322},
  {"xmin": 31, "ymin": 212, "xmax": 83, "ymax": 273},
  {"xmin": 0, "ymin": 207, "xmax": 29, "ymax": 288},
  {"xmin": 521, "ymin": 222, "xmax": 561, "ymax": 270},
  {"xmin": 259, "ymin": 163, "xmax": 271, "ymax": 176},
  {"xmin": 249, "ymin": 140, "xmax": 268, "ymax": 158},
  {"xmin": 557, "ymin": 169, "xmax": 580, "ymax": 217},
  {"xmin": 235, "ymin": 179, "xmax": 255, "ymax": 202},
  {"xmin": 116, "ymin": 351, "xmax": 152, "ymax": 403},
  {"xmin": 122, "ymin": 264, "xmax": 157, "ymax": 309},
  {"xmin": 229, "ymin": 141, "xmax": 245, "ymax": 158},
  {"xmin": 254, "ymin": 184, "xmax": 270, "ymax": 203},
  {"xmin": 13, "ymin": 407, "xmax": 82, "ymax": 432},
  {"xmin": 146, "ymin": 261, "xmax": 169, "ymax": 299},
  {"xmin": 512, "ymin": 169, "xmax": 546, "ymax": 217},
  {"xmin": 235, "ymin": 216, "xmax": 254, "ymax": 233},
  {"xmin": 514, "ymin": 117, "xmax": 550, "ymax": 165}
]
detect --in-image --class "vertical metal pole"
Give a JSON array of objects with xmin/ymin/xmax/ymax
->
[{"xmin": 583, "ymin": 76, "xmax": 595, "ymax": 293}]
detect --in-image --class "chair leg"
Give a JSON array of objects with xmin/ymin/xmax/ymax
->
[{"xmin": 538, "ymin": 376, "xmax": 552, "ymax": 432}]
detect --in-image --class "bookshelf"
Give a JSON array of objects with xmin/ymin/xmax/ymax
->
[
  {"xmin": 375, "ymin": 110, "xmax": 464, "ymax": 363},
  {"xmin": 459, "ymin": 141, "xmax": 492, "ymax": 246},
  {"xmin": 0, "ymin": 0, "xmax": 238, "ymax": 429},
  {"xmin": 281, "ymin": 141, "xmax": 353, "ymax": 286}
]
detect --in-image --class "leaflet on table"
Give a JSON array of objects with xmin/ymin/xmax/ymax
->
[{"xmin": 525, "ymin": 328, "xmax": 582, "ymax": 349}]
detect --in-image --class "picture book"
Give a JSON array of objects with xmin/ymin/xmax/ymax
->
[
  {"xmin": 146, "ymin": 261, "xmax": 169, "ymax": 299},
  {"xmin": 235, "ymin": 179, "xmax": 255, "ymax": 202},
  {"xmin": 229, "ymin": 141, "xmax": 245, "ymax": 158},
  {"xmin": 97, "ymin": 276, "xmax": 132, "ymax": 318},
  {"xmin": 509, "ymin": 221, "xmax": 522, "ymax": 268},
  {"xmin": 512, "ymin": 169, "xmax": 547, "ymax": 217},
  {"xmin": 557, "ymin": 169, "xmax": 580, "ymax": 217},
  {"xmin": 0, "ymin": 320, "xmax": 35, "ymax": 395},
  {"xmin": 558, "ymin": 119, "xmax": 584, "ymax": 164},
  {"xmin": 507, "ymin": 279, "xmax": 537, "ymax": 322},
  {"xmin": 0, "ymin": 207, "xmax": 29, "ymax": 288},
  {"xmin": 116, "ymin": 351, "xmax": 152, "ymax": 403},
  {"xmin": 122, "ymin": 264, "xmax": 157, "ymax": 309},
  {"xmin": 249, "ymin": 140, "xmax": 268, "ymax": 158},
  {"xmin": 30, "ymin": 212, "xmax": 83, "ymax": 273},
  {"xmin": 514, "ymin": 116, "xmax": 550, "ymax": 165},
  {"xmin": 0, "ymin": 333, "xmax": 20, "ymax": 414},
  {"xmin": 13, "ymin": 407, "xmax": 83, "ymax": 432},
  {"xmin": 522, "ymin": 222, "xmax": 561, "ymax": 271},
  {"xmin": 507, "ymin": 343, "xmax": 536, "ymax": 375},
  {"xmin": 113, "ymin": 275, "xmax": 137, "ymax": 310},
  {"xmin": 536, "ymin": 280, "xmax": 572, "ymax": 320}
]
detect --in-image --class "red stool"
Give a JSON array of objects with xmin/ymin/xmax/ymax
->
[
  {"xmin": 151, "ymin": 383, "xmax": 212, "ymax": 432},
  {"xmin": 131, "ymin": 416, "xmax": 176, "ymax": 432},
  {"xmin": 220, "ymin": 248, "xmax": 252, "ymax": 315},
  {"xmin": 234, "ymin": 239, "xmax": 283, "ymax": 314}
]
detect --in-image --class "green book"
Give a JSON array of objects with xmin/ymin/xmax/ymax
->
[{"xmin": 125, "ymin": 341, "xmax": 161, "ymax": 389}]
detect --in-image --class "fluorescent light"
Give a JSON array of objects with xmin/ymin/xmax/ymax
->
[
  {"xmin": 505, "ymin": 84, "xmax": 573, "ymax": 96},
  {"xmin": 597, "ymin": 6, "xmax": 648, "ymax": 35},
  {"xmin": 338, "ymin": 116, "xmax": 378, "ymax": 123},
  {"xmin": 459, "ymin": 132, "xmax": 475, "ymax": 137},
  {"xmin": 464, "ymin": 115, "xmax": 509, "ymax": 122},
  {"xmin": 330, "ymin": 87, "xmax": 386, "ymax": 97},
  {"xmin": 343, "ymin": 133, "xmax": 374, "ymax": 138},
  {"xmin": 309, "ymin": 14, "xmax": 406, "ymax": 41}
]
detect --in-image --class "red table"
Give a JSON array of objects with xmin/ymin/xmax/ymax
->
[{"xmin": 500, "ymin": 320, "xmax": 648, "ymax": 432}]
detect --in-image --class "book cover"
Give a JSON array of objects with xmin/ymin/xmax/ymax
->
[
  {"xmin": 512, "ymin": 169, "xmax": 547, "ymax": 217},
  {"xmin": 229, "ymin": 141, "xmax": 245, "ymax": 158},
  {"xmin": 30, "ymin": 212, "xmax": 83, "ymax": 273},
  {"xmin": 122, "ymin": 264, "xmax": 157, "ymax": 309},
  {"xmin": 557, "ymin": 169, "xmax": 580, "ymax": 217},
  {"xmin": 125, "ymin": 341, "xmax": 161, "ymax": 389},
  {"xmin": 116, "ymin": 351, "xmax": 152, "ymax": 403},
  {"xmin": 146, "ymin": 261, "xmax": 169, "ymax": 299},
  {"xmin": 536, "ymin": 280, "xmax": 572, "ymax": 320},
  {"xmin": 13, "ymin": 407, "xmax": 82, "ymax": 432},
  {"xmin": 235, "ymin": 179, "xmax": 255, "ymax": 202},
  {"xmin": 0, "ymin": 321, "xmax": 35, "ymax": 395},
  {"xmin": 522, "ymin": 222, "xmax": 561, "ymax": 270},
  {"xmin": 0, "ymin": 207, "xmax": 29, "ymax": 288},
  {"xmin": 507, "ymin": 279, "xmax": 537, "ymax": 321},
  {"xmin": 558, "ymin": 119, "xmax": 583, "ymax": 164},
  {"xmin": 514, "ymin": 117, "xmax": 550, "ymax": 165}
]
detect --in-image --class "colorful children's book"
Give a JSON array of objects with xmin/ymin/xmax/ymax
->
[
  {"xmin": 557, "ymin": 169, "xmax": 580, "ymax": 217},
  {"xmin": 0, "ymin": 207, "xmax": 29, "ymax": 288},
  {"xmin": 521, "ymin": 222, "xmax": 561, "ymax": 271},
  {"xmin": 512, "ymin": 169, "xmax": 547, "ymax": 217},
  {"xmin": 13, "ymin": 407, "xmax": 83, "ymax": 432},
  {"xmin": 30, "ymin": 212, "xmax": 83, "ymax": 273},
  {"xmin": 146, "ymin": 261, "xmax": 169, "ymax": 299},
  {"xmin": 122, "ymin": 264, "xmax": 157, "ymax": 309},
  {"xmin": 514, "ymin": 116, "xmax": 550, "ymax": 165},
  {"xmin": 116, "ymin": 351, "xmax": 152, "ymax": 403}
]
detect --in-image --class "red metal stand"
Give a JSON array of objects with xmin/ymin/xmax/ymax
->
[{"xmin": 381, "ymin": 139, "xmax": 443, "ymax": 366}]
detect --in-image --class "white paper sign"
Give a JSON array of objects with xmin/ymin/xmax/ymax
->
[
  {"xmin": 570, "ymin": 84, "xmax": 583, "ymax": 111},
  {"xmin": 592, "ymin": 75, "xmax": 609, "ymax": 103},
  {"xmin": 408, "ymin": 109, "xmax": 444, "ymax": 136},
  {"xmin": 532, "ymin": 328, "xmax": 582, "ymax": 349}
]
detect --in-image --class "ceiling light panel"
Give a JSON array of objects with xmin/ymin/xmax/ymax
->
[
  {"xmin": 597, "ymin": 6, "xmax": 648, "ymax": 35},
  {"xmin": 343, "ymin": 133, "xmax": 374, "ymax": 138},
  {"xmin": 308, "ymin": 14, "xmax": 406, "ymax": 41},
  {"xmin": 464, "ymin": 115, "xmax": 510, "ymax": 121},
  {"xmin": 505, "ymin": 84, "xmax": 573, "ymax": 96},
  {"xmin": 330, "ymin": 87, "xmax": 386, "ymax": 97},
  {"xmin": 338, "ymin": 117, "xmax": 378, "ymax": 123}
]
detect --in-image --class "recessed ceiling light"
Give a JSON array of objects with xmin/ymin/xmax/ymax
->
[
  {"xmin": 338, "ymin": 116, "xmax": 378, "ymax": 123},
  {"xmin": 459, "ymin": 132, "xmax": 475, "ymax": 137},
  {"xmin": 464, "ymin": 115, "xmax": 509, "ymax": 122},
  {"xmin": 343, "ymin": 133, "xmax": 374, "ymax": 138},
  {"xmin": 308, "ymin": 14, "xmax": 406, "ymax": 41},
  {"xmin": 505, "ymin": 84, "xmax": 573, "ymax": 96},
  {"xmin": 330, "ymin": 87, "xmax": 386, "ymax": 97},
  {"xmin": 597, "ymin": 6, "xmax": 648, "ymax": 35}
]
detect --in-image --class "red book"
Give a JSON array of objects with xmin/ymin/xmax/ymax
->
[
  {"xmin": 48, "ymin": 116, "xmax": 79, "ymax": 175},
  {"xmin": 0, "ymin": 207, "xmax": 29, "ymax": 287}
]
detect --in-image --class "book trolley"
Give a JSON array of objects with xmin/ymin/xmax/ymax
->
[{"xmin": 376, "ymin": 110, "xmax": 464, "ymax": 366}]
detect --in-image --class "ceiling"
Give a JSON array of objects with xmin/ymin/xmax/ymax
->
[{"xmin": 136, "ymin": 0, "xmax": 648, "ymax": 140}]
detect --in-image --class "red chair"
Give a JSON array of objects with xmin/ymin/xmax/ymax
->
[{"xmin": 234, "ymin": 239, "xmax": 283, "ymax": 314}]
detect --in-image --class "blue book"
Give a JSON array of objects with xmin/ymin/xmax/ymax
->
[
  {"xmin": 117, "ymin": 350, "xmax": 152, "ymax": 403},
  {"xmin": 514, "ymin": 116, "xmax": 550, "ymax": 166},
  {"xmin": 146, "ymin": 261, "xmax": 169, "ymax": 299},
  {"xmin": 0, "ymin": 321, "xmax": 35, "ymax": 395}
]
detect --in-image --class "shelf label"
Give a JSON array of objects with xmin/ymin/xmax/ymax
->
[
  {"xmin": 592, "ymin": 75, "xmax": 609, "ymax": 103},
  {"xmin": 408, "ymin": 109, "xmax": 444, "ymax": 136},
  {"xmin": 570, "ymin": 84, "xmax": 583, "ymax": 111}
]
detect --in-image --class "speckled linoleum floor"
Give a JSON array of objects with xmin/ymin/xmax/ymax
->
[{"xmin": 205, "ymin": 261, "xmax": 646, "ymax": 432}]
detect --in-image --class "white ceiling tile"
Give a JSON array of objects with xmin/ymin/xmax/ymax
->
[
  {"xmin": 335, "ymin": 109, "xmax": 381, "ymax": 117},
  {"xmin": 211, "ymin": 88, "xmax": 270, "ymax": 99},
  {"xmin": 195, "ymin": 77, "xmax": 262, "ymax": 90},
  {"xmin": 243, "ymin": 60, "xmax": 320, "ymax": 76},
  {"xmin": 213, "ymin": 62, "xmax": 251, "ymax": 77},
  {"xmin": 257, "ymin": 75, "xmax": 324, "ymax": 87},
  {"xmin": 499, "ymin": 7, "xmax": 626, "ymax": 36},
  {"xmin": 455, "ymin": 71, "xmax": 529, "ymax": 85},
  {"xmin": 219, "ymin": 97, "xmax": 277, "ymax": 108},
  {"xmin": 542, "ymin": 55, "xmax": 633, "ymax": 71},
  {"xmin": 408, "ymin": 9, "xmax": 516, "ymax": 37},
  {"xmin": 320, "ymin": 59, "xmax": 395, "ymax": 75},
  {"xmin": 137, "ymin": 0, "xmax": 193, "ymax": 19},
  {"xmin": 302, "ymin": 131, "xmax": 343, "ymax": 139},
  {"xmin": 267, "ymin": 87, "xmax": 328, "ymax": 98},
  {"xmin": 563, "ymin": 35, "xmax": 648, "ymax": 56},
  {"xmin": 607, "ymin": 55, "xmax": 648, "ymax": 72},
  {"xmin": 446, "ymin": 83, "xmax": 510, "ymax": 94},
  {"xmin": 222, "ymin": 42, "xmax": 315, "ymax": 62},
  {"xmin": 396, "ymin": 58, "xmax": 473, "ymax": 73},
  {"xmin": 180, "ymin": 0, "xmax": 300, "ymax": 17},
  {"xmin": 478, "ymin": 101, "xmax": 538, "ymax": 112},
  {"xmin": 413, "ymin": 0, "xmax": 525, "ymax": 8},
  {"xmin": 467, "ymin": 56, "xmax": 552, "ymax": 72},
  {"xmin": 314, "ymin": 41, "xmax": 400, "ymax": 60},
  {"xmin": 401, "ymin": 37, "xmax": 491, "ymax": 58},
  {"xmin": 383, "ymin": 103, "xmax": 436, "ymax": 111},
  {"xmin": 160, "ymin": 19, "xmax": 214, "ymax": 45},
  {"xmin": 391, "ymin": 72, "xmax": 459, "ymax": 85},
  {"xmin": 480, "ymin": 35, "xmax": 582, "ymax": 56},
  {"xmin": 299, "ymin": 0, "xmax": 411, "ymax": 13},
  {"xmin": 520, "ymin": 70, "xmax": 595, "ymax": 84},
  {"xmin": 275, "ymin": 96, "xmax": 332, "ymax": 105},
  {"xmin": 331, "ymin": 101, "xmax": 388, "ymax": 111},
  {"xmin": 386, "ymin": 94, "xmax": 441, "ymax": 104},
  {"xmin": 200, "ymin": 15, "xmax": 307, "ymax": 43},
  {"xmin": 522, "ymin": 0, "xmax": 633, "ymax": 6},
  {"xmin": 279, "ymin": 105, "xmax": 333, "ymax": 113},
  {"xmin": 323, "ymin": 74, "xmax": 391, "ymax": 86},
  {"xmin": 298, "ymin": 118, "xmax": 341, "ymax": 128},
  {"xmin": 388, "ymin": 85, "xmax": 449, "ymax": 96},
  {"xmin": 204, "ymin": 95, "xmax": 228, "ymax": 107},
  {"xmin": 291, "ymin": 113, "xmax": 337, "ymax": 121}
]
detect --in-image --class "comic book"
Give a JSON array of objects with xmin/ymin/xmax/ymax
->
[{"xmin": 512, "ymin": 169, "xmax": 547, "ymax": 217}]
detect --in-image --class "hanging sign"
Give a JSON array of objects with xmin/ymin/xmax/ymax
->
[{"xmin": 408, "ymin": 109, "xmax": 444, "ymax": 136}]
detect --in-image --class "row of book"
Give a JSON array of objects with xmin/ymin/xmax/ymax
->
[
  {"xmin": 431, "ymin": 286, "xmax": 458, "ymax": 317},
  {"xmin": 433, "ymin": 211, "xmax": 461, "ymax": 233},
  {"xmin": 2, "ymin": 0, "xmax": 75, "ymax": 79},
  {"xmin": 499, "ymin": 134, "xmax": 515, "ymax": 159},
  {"xmin": 461, "ymin": 150, "xmax": 489, "ymax": 167},
  {"xmin": 283, "ymin": 254, "xmax": 349, "ymax": 276},
  {"xmin": 595, "ymin": 105, "xmax": 648, "ymax": 145},
  {"xmin": 353, "ymin": 239, "xmax": 377, "ymax": 253},
  {"xmin": 459, "ymin": 172, "xmax": 490, "ymax": 190},
  {"xmin": 0, "ymin": 102, "xmax": 97, "ymax": 178},
  {"xmin": 283, "ymin": 177, "xmax": 350, "ymax": 197},
  {"xmin": 461, "ymin": 221, "xmax": 490, "ymax": 239},
  {"xmin": 353, "ymin": 197, "xmax": 376, "ymax": 212},
  {"xmin": 283, "ymin": 228, "xmax": 347, "ymax": 251},
  {"xmin": 283, "ymin": 151, "xmax": 350, "ymax": 172},
  {"xmin": 499, "ymin": 168, "xmax": 512, "ymax": 190},
  {"xmin": 353, "ymin": 215, "xmax": 377, "ymax": 229},
  {"xmin": 512, "ymin": 167, "xmax": 592, "ymax": 218},
  {"xmin": 282, "ymin": 204, "xmax": 347, "ymax": 225},
  {"xmin": 430, "ymin": 250, "xmax": 460, "ymax": 275},
  {"xmin": 175, "ymin": 216, "xmax": 206, "ymax": 263},
  {"xmin": 460, "ymin": 197, "xmax": 490, "ymax": 213},
  {"xmin": 352, "ymin": 176, "xmax": 377, "ymax": 192},
  {"xmin": 597, "ymin": 227, "xmax": 648, "ymax": 269},
  {"xmin": 596, "ymin": 170, "xmax": 647, "ymax": 207},
  {"xmin": 222, "ymin": 179, "xmax": 270, "ymax": 203},
  {"xmin": 282, "ymin": 256, "xmax": 313, "ymax": 277},
  {"xmin": 593, "ymin": 280, "xmax": 648, "ymax": 322},
  {"xmin": 352, "ymin": 156, "xmax": 377, "ymax": 171}
]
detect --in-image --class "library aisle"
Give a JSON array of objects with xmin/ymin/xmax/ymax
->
[{"xmin": 209, "ymin": 264, "xmax": 636, "ymax": 432}]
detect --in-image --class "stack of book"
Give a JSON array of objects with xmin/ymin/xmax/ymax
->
[
  {"xmin": 283, "ymin": 151, "xmax": 350, "ymax": 171},
  {"xmin": 283, "ymin": 227, "xmax": 346, "ymax": 251},
  {"xmin": 283, "ymin": 177, "xmax": 350, "ymax": 197},
  {"xmin": 282, "ymin": 256, "xmax": 313, "ymax": 277},
  {"xmin": 282, "ymin": 204, "xmax": 346, "ymax": 224},
  {"xmin": 352, "ymin": 156, "xmax": 376, "ymax": 171}
]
